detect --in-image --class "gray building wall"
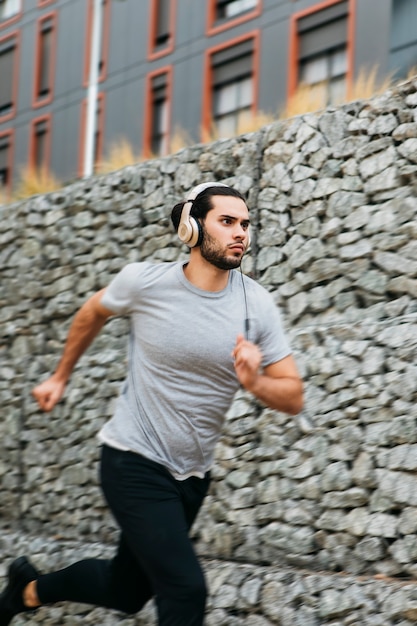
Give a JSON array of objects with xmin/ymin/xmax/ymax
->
[{"xmin": 1, "ymin": 0, "xmax": 417, "ymax": 190}]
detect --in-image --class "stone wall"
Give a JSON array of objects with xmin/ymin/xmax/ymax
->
[{"xmin": 1, "ymin": 76, "xmax": 417, "ymax": 625}]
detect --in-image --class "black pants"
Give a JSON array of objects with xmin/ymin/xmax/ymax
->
[{"xmin": 36, "ymin": 445, "xmax": 211, "ymax": 626}]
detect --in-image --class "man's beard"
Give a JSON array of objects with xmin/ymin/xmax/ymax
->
[{"xmin": 200, "ymin": 228, "xmax": 243, "ymax": 270}]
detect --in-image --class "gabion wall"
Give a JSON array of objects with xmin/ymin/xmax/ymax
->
[{"xmin": 1, "ymin": 77, "xmax": 417, "ymax": 625}]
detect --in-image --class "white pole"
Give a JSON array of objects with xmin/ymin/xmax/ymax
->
[{"xmin": 84, "ymin": 0, "xmax": 103, "ymax": 178}]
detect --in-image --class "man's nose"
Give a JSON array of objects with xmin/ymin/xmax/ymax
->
[{"xmin": 234, "ymin": 226, "xmax": 246, "ymax": 239}]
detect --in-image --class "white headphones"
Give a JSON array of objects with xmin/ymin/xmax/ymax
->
[{"xmin": 177, "ymin": 181, "xmax": 228, "ymax": 248}]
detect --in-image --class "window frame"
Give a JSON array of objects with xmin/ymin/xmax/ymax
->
[
  {"xmin": 0, "ymin": 0, "xmax": 22, "ymax": 30},
  {"xmin": 288, "ymin": 0, "xmax": 356, "ymax": 101},
  {"xmin": 0, "ymin": 29, "xmax": 20, "ymax": 124},
  {"xmin": 202, "ymin": 31, "xmax": 259, "ymax": 140},
  {"xmin": 206, "ymin": 0, "xmax": 262, "ymax": 36},
  {"xmin": 148, "ymin": 0, "xmax": 176, "ymax": 60},
  {"xmin": 29, "ymin": 113, "xmax": 52, "ymax": 172},
  {"xmin": 143, "ymin": 65, "xmax": 173, "ymax": 157},
  {"xmin": 0, "ymin": 128, "xmax": 14, "ymax": 194},
  {"xmin": 32, "ymin": 11, "xmax": 57, "ymax": 108}
]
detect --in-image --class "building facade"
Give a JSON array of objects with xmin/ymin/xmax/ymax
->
[{"xmin": 0, "ymin": 0, "xmax": 416, "ymax": 192}]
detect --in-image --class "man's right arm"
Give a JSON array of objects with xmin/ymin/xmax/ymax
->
[{"xmin": 32, "ymin": 288, "xmax": 115, "ymax": 412}]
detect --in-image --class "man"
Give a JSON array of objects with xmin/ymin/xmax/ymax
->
[{"xmin": 0, "ymin": 182, "xmax": 303, "ymax": 626}]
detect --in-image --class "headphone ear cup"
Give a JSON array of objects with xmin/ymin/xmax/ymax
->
[
  {"xmin": 178, "ymin": 181, "xmax": 228, "ymax": 248},
  {"xmin": 178, "ymin": 211, "xmax": 202, "ymax": 248},
  {"xmin": 187, "ymin": 216, "xmax": 203, "ymax": 248}
]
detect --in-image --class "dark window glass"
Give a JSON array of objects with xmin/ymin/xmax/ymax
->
[
  {"xmin": 38, "ymin": 18, "xmax": 53, "ymax": 98},
  {"xmin": 151, "ymin": 73, "xmax": 168, "ymax": 155},
  {"xmin": 34, "ymin": 120, "xmax": 48, "ymax": 169},
  {"xmin": 154, "ymin": 0, "xmax": 170, "ymax": 48},
  {"xmin": 0, "ymin": 134, "xmax": 10, "ymax": 186},
  {"xmin": 0, "ymin": 39, "xmax": 16, "ymax": 116}
]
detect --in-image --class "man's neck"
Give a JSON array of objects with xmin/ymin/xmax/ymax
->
[{"xmin": 183, "ymin": 257, "xmax": 230, "ymax": 292}]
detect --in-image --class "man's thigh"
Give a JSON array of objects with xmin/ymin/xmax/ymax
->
[{"xmin": 100, "ymin": 446, "xmax": 207, "ymax": 593}]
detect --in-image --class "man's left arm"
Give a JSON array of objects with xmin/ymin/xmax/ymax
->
[{"xmin": 232, "ymin": 335, "xmax": 304, "ymax": 415}]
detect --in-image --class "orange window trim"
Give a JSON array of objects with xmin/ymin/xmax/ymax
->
[
  {"xmin": 0, "ymin": 29, "xmax": 20, "ymax": 124},
  {"xmin": 0, "ymin": 128, "xmax": 14, "ymax": 194},
  {"xmin": 206, "ymin": 0, "xmax": 262, "ymax": 37},
  {"xmin": 201, "ymin": 30, "xmax": 260, "ymax": 139},
  {"xmin": 32, "ymin": 11, "xmax": 57, "ymax": 108},
  {"xmin": 29, "ymin": 113, "xmax": 52, "ymax": 171},
  {"xmin": 147, "ymin": 0, "xmax": 176, "ymax": 61},
  {"xmin": 288, "ymin": 0, "xmax": 356, "ymax": 98}
]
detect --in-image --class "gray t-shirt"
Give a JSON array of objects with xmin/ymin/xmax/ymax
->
[{"xmin": 98, "ymin": 261, "xmax": 291, "ymax": 479}]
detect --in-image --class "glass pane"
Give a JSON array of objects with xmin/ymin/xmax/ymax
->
[
  {"xmin": 214, "ymin": 76, "xmax": 252, "ymax": 116},
  {"xmin": 152, "ymin": 99, "xmax": 168, "ymax": 155},
  {"xmin": 225, "ymin": 0, "xmax": 257, "ymax": 18},
  {"xmin": 215, "ymin": 83, "xmax": 238, "ymax": 116},
  {"xmin": 1, "ymin": 0, "xmax": 20, "ymax": 20},
  {"xmin": 238, "ymin": 76, "xmax": 252, "ymax": 107},
  {"xmin": 300, "ymin": 55, "xmax": 329, "ymax": 85},
  {"xmin": 0, "ymin": 142, "xmax": 8, "ymax": 170},
  {"xmin": 216, "ymin": 113, "xmax": 237, "ymax": 138},
  {"xmin": 331, "ymin": 48, "xmax": 347, "ymax": 77},
  {"xmin": 329, "ymin": 75, "xmax": 346, "ymax": 104},
  {"xmin": 39, "ymin": 28, "xmax": 52, "ymax": 96},
  {"xmin": 35, "ymin": 131, "xmax": 46, "ymax": 170},
  {"xmin": 0, "ymin": 46, "xmax": 14, "ymax": 112}
]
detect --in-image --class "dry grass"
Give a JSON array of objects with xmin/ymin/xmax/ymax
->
[
  {"xmin": 12, "ymin": 166, "xmax": 62, "ymax": 201},
  {"xmin": 279, "ymin": 83, "xmax": 326, "ymax": 119},
  {"xmin": 201, "ymin": 110, "xmax": 276, "ymax": 143},
  {"xmin": 236, "ymin": 110, "xmax": 276, "ymax": 134},
  {"xmin": 347, "ymin": 65, "xmax": 393, "ymax": 102},
  {"xmin": 0, "ymin": 185, "xmax": 8, "ymax": 205},
  {"xmin": 169, "ymin": 126, "xmax": 194, "ymax": 153},
  {"xmin": 407, "ymin": 65, "xmax": 417, "ymax": 79},
  {"xmin": 96, "ymin": 138, "xmax": 145, "ymax": 173},
  {"xmin": 1, "ymin": 66, "xmax": 402, "ymax": 205}
]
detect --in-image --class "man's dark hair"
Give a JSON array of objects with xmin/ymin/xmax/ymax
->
[{"xmin": 171, "ymin": 186, "xmax": 246, "ymax": 232}]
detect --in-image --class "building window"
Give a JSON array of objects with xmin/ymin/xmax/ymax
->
[
  {"xmin": 145, "ymin": 69, "xmax": 171, "ymax": 156},
  {"xmin": 0, "ymin": 0, "xmax": 20, "ymax": 23},
  {"xmin": 207, "ymin": 0, "xmax": 261, "ymax": 35},
  {"xmin": 291, "ymin": 0, "xmax": 350, "ymax": 106},
  {"xmin": 206, "ymin": 36, "xmax": 257, "ymax": 138},
  {"xmin": 390, "ymin": 0, "xmax": 417, "ymax": 79},
  {"xmin": 0, "ymin": 131, "xmax": 13, "ymax": 191},
  {"xmin": 149, "ymin": 0, "xmax": 175, "ymax": 59},
  {"xmin": 30, "ymin": 116, "xmax": 51, "ymax": 171},
  {"xmin": 34, "ymin": 13, "xmax": 56, "ymax": 106},
  {"xmin": 0, "ymin": 32, "xmax": 18, "ymax": 121},
  {"xmin": 84, "ymin": 0, "xmax": 110, "ymax": 86}
]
